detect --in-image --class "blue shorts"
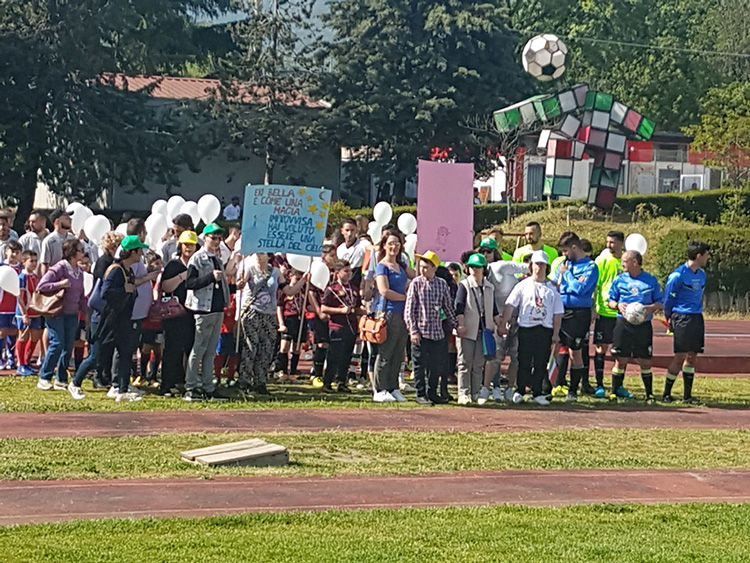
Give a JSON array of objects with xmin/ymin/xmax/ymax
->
[
  {"xmin": 15, "ymin": 316, "xmax": 44, "ymax": 331},
  {"xmin": 216, "ymin": 332, "xmax": 237, "ymax": 355},
  {"xmin": 0, "ymin": 313, "xmax": 16, "ymax": 330}
]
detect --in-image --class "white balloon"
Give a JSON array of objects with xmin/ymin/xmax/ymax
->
[
  {"xmin": 404, "ymin": 233, "xmax": 417, "ymax": 259},
  {"xmin": 145, "ymin": 213, "xmax": 169, "ymax": 245},
  {"xmin": 84, "ymin": 215, "xmax": 111, "ymax": 245},
  {"xmin": 625, "ymin": 233, "xmax": 648, "ymax": 256},
  {"xmin": 287, "ymin": 254, "xmax": 312, "ymax": 273},
  {"xmin": 198, "ymin": 194, "xmax": 222, "ymax": 225},
  {"xmin": 66, "ymin": 203, "xmax": 93, "ymax": 235},
  {"xmin": 83, "ymin": 271, "xmax": 94, "ymax": 297},
  {"xmin": 115, "ymin": 223, "xmax": 129, "ymax": 236},
  {"xmin": 0, "ymin": 265, "xmax": 20, "ymax": 297},
  {"xmin": 180, "ymin": 201, "xmax": 201, "ymax": 227},
  {"xmin": 397, "ymin": 213, "xmax": 417, "ymax": 235},
  {"xmin": 151, "ymin": 199, "xmax": 169, "ymax": 217},
  {"xmin": 367, "ymin": 221, "xmax": 381, "ymax": 241},
  {"xmin": 373, "ymin": 201, "xmax": 393, "ymax": 226},
  {"xmin": 166, "ymin": 195, "xmax": 186, "ymax": 220},
  {"xmin": 310, "ymin": 261, "xmax": 330, "ymax": 290}
]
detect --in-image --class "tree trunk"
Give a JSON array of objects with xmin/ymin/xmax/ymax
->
[{"xmin": 13, "ymin": 169, "xmax": 38, "ymax": 233}]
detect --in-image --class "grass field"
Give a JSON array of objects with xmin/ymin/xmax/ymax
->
[
  {"xmin": 1, "ymin": 429, "xmax": 748, "ymax": 481},
  {"xmin": 1, "ymin": 503, "xmax": 749, "ymax": 562},
  {"xmin": 1, "ymin": 375, "xmax": 749, "ymax": 413}
]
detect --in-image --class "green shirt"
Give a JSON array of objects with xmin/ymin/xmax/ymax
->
[
  {"xmin": 595, "ymin": 249, "xmax": 622, "ymax": 317},
  {"xmin": 500, "ymin": 250, "xmax": 513, "ymax": 261},
  {"xmin": 512, "ymin": 244, "xmax": 559, "ymax": 264}
]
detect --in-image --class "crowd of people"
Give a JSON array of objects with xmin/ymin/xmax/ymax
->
[{"xmin": 0, "ymin": 206, "xmax": 710, "ymax": 406}]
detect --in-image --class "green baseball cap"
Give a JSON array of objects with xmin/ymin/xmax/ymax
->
[
  {"xmin": 120, "ymin": 235, "xmax": 149, "ymax": 252},
  {"xmin": 202, "ymin": 222, "xmax": 226, "ymax": 237},
  {"xmin": 466, "ymin": 253, "xmax": 487, "ymax": 268},
  {"xmin": 479, "ymin": 237, "xmax": 498, "ymax": 251}
]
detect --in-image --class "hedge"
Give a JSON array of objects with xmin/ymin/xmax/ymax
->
[
  {"xmin": 653, "ymin": 227, "xmax": 750, "ymax": 294},
  {"xmin": 614, "ymin": 188, "xmax": 750, "ymax": 224}
]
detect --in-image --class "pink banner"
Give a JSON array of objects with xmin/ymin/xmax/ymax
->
[{"xmin": 416, "ymin": 160, "xmax": 474, "ymax": 263}]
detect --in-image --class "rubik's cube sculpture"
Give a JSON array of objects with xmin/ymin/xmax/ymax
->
[{"xmin": 493, "ymin": 84, "xmax": 655, "ymax": 209}]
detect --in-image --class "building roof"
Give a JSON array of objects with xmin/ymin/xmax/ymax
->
[{"xmin": 104, "ymin": 74, "xmax": 330, "ymax": 109}]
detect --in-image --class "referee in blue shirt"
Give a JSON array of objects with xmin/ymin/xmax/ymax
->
[{"xmin": 662, "ymin": 241, "xmax": 710, "ymax": 403}]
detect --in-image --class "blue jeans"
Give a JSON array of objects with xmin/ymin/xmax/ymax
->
[
  {"xmin": 72, "ymin": 314, "xmax": 100, "ymax": 387},
  {"xmin": 40, "ymin": 313, "xmax": 79, "ymax": 383}
]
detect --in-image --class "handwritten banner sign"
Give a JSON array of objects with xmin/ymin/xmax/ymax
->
[{"xmin": 240, "ymin": 184, "xmax": 331, "ymax": 256}]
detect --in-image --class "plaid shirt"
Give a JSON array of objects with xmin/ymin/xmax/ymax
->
[{"xmin": 405, "ymin": 275, "xmax": 457, "ymax": 341}]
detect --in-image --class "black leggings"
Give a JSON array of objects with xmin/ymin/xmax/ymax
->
[
  {"xmin": 517, "ymin": 325, "xmax": 553, "ymax": 397},
  {"xmin": 161, "ymin": 314, "xmax": 195, "ymax": 391}
]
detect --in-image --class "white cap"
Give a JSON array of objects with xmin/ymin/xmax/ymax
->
[{"xmin": 531, "ymin": 250, "xmax": 548, "ymax": 264}]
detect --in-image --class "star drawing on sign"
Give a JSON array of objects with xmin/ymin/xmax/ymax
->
[
  {"xmin": 308, "ymin": 204, "xmax": 318, "ymax": 213},
  {"xmin": 298, "ymin": 187, "xmax": 307, "ymax": 195},
  {"xmin": 321, "ymin": 202, "xmax": 329, "ymax": 209},
  {"xmin": 307, "ymin": 195, "xmax": 313, "ymax": 201},
  {"xmin": 315, "ymin": 221, "xmax": 324, "ymax": 230}
]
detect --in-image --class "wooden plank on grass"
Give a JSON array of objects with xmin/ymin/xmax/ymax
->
[
  {"xmin": 193, "ymin": 443, "xmax": 289, "ymax": 467},
  {"xmin": 181, "ymin": 438, "xmax": 268, "ymax": 462}
]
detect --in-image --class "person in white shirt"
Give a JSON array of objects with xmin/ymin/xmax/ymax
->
[
  {"xmin": 336, "ymin": 218, "xmax": 369, "ymax": 287},
  {"xmin": 500, "ymin": 251, "xmax": 563, "ymax": 405},
  {"xmin": 223, "ymin": 196, "xmax": 242, "ymax": 221},
  {"xmin": 39, "ymin": 210, "xmax": 76, "ymax": 274}
]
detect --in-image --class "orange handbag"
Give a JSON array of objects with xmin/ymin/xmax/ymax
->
[{"xmin": 359, "ymin": 313, "xmax": 387, "ymax": 344}]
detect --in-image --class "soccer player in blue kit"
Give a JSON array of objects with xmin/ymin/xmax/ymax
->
[
  {"xmin": 662, "ymin": 241, "xmax": 710, "ymax": 403},
  {"xmin": 607, "ymin": 250, "xmax": 664, "ymax": 403},
  {"xmin": 555, "ymin": 232, "xmax": 598, "ymax": 402}
]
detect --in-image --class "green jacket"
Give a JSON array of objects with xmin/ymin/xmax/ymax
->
[{"xmin": 594, "ymin": 249, "xmax": 621, "ymax": 317}]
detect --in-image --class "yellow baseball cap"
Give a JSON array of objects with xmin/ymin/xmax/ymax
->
[
  {"xmin": 178, "ymin": 230, "xmax": 198, "ymax": 245},
  {"xmin": 414, "ymin": 250, "xmax": 441, "ymax": 268}
]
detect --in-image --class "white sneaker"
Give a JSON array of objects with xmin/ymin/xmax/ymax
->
[
  {"xmin": 115, "ymin": 392, "xmax": 143, "ymax": 403},
  {"xmin": 36, "ymin": 378, "xmax": 52, "ymax": 390},
  {"xmin": 67, "ymin": 383, "xmax": 85, "ymax": 400},
  {"xmin": 390, "ymin": 389, "xmax": 407, "ymax": 402},
  {"xmin": 533, "ymin": 395, "xmax": 550, "ymax": 406},
  {"xmin": 512, "ymin": 392, "xmax": 524, "ymax": 404},
  {"xmin": 106, "ymin": 386, "xmax": 118, "ymax": 398},
  {"xmin": 492, "ymin": 387, "xmax": 504, "ymax": 402},
  {"xmin": 53, "ymin": 380, "xmax": 67, "ymax": 391},
  {"xmin": 373, "ymin": 390, "xmax": 396, "ymax": 403},
  {"xmin": 565, "ymin": 394, "xmax": 578, "ymax": 403},
  {"xmin": 457, "ymin": 394, "xmax": 472, "ymax": 406},
  {"xmin": 504, "ymin": 387, "xmax": 514, "ymax": 402},
  {"xmin": 477, "ymin": 386, "xmax": 491, "ymax": 405},
  {"xmin": 400, "ymin": 383, "xmax": 416, "ymax": 393}
]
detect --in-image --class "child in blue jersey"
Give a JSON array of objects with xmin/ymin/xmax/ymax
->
[
  {"xmin": 607, "ymin": 250, "xmax": 664, "ymax": 402},
  {"xmin": 662, "ymin": 240, "xmax": 710, "ymax": 403},
  {"xmin": 554, "ymin": 232, "xmax": 598, "ymax": 402}
]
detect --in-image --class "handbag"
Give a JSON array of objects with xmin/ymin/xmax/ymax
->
[
  {"xmin": 359, "ymin": 294, "xmax": 387, "ymax": 344},
  {"xmin": 29, "ymin": 288, "xmax": 65, "ymax": 318},
  {"xmin": 147, "ymin": 295, "xmax": 186, "ymax": 323},
  {"xmin": 471, "ymin": 285, "xmax": 496, "ymax": 358}
]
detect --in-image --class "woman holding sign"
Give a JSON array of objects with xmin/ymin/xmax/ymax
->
[{"xmin": 238, "ymin": 252, "xmax": 307, "ymax": 395}]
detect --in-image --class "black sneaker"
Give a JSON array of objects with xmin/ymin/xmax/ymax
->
[
  {"xmin": 441, "ymin": 392, "xmax": 455, "ymax": 403},
  {"xmin": 645, "ymin": 394, "xmax": 656, "ymax": 405},
  {"xmin": 207, "ymin": 386, "xmax": 231, "ymax": 401},
  {"xmin": 682, "ymin": 396, "xmax": 700, "ymax": 405},
  {"xmin": 581, "ymin": 382, "xmax": 597, "ymax": 395},
  {"xmin": 321, "ymin": 384, "xmax": 336, "ymax": 393},
  {"xmin": 428, "ymin": 394, "xmax": 447, "ymax": 405},
  {"xmin": 661, "ymin": 394, "xmax": 675, "ymax": 404},
  {"xmin": 183, "ymin": 388, "xmax": 207, "ymax": 402},
  {"xmin": 253, "ymin": 384, "xmax": 271, "ymax": 396},
  {"xmin": 336, "ymin": 383, "xmax": 352, "ymax": 393}
]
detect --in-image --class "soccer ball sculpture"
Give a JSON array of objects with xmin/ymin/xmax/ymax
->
[
  {"xmin": 522, "ymin": 34, "xmax": 567, "ymax": 82},
  {"xmin": 624, "ymin": 302, "xmax": 647, "ymax": 325}
]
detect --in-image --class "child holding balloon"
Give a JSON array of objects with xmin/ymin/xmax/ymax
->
[{"xmin": 0, "ymin": 240, "xmax": 22, "ymax": 370}]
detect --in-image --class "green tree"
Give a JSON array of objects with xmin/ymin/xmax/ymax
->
[
  {"xmin": 686, "ymin": 82, "xmax": 750, "ymax": 186},
  {"xmin": 318, "ymin": 0, "xmax": 532, "ymax": 203},
  {"xmin": 512, "ymin": 0, "xmax": 724, "ymax": 129},
  {"xmin": 210, "ymin": 0, "xmax": 330, "ymax": 185},
  {"xmin": 0, "ymin": 0, "xmax": 228, "ymax": 226}
]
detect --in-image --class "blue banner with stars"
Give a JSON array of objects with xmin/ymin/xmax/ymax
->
[{"xmin": 240, "ymin": 184, "xmax": 331, "ymax": 256}]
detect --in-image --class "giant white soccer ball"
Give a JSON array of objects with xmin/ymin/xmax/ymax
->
[{"xmin": 522, "ymin": 34, "xmax": 567, "ymax": 82}]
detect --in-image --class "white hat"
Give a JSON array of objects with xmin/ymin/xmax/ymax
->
[{"xmin": 531, "ymin": 250, "xmax": 549, "ymax": 264}]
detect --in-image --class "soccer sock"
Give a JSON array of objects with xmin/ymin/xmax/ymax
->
[
  {"xmin": 148, "ymin": 350, "xmax": 161, "ymax": 380},
  {"xmin": 682, "ymin": 366, "xmax": 695, "ymax": 399},
  {"xmin": 313, "ymin": 346, "xmax": 327, "ymax": 378},
  {"xmin": 225, "ymin": 354, "xmax": 238, "ymax": 379},
  {"xmin": 570, "ymin": 366, "xmax": 586, "ymax": 395},
  {"xmin": 640, "ymin": 369, "xmax": 653, "ymax": 396},
  {"xmin": 16, "ymin": 339, "xmax": 28, "ymax": 367},
  {"xmin": 663, "ymin": 371, "xmax": 678, "ymax": 397},
  {"xmin": 290, "ymin": 353, "xmax": 300, "ymax": 374},
  {"xmin": 611, "ymin": 367, "xmax": 625, "ymax": 392},
  {"xmin": 554, "ymin": 352, "xmax": 569, "ymax": 387},
  {"xmin": 213, "ymin": 354, "xmax": 225, "ymax": 378},
  {"xmin": 24, "ymin": 340, "xmax": 36, "ymax": 366},
  {"xmin": 275, "ymin": 351, "xmax": 288, "ymax": 373},
  {"xmin": 581, "ymin": 346, "xmax": 591, "ymax": 384},
  {"xmin": 594, "ymin": 352, "xmax": 605, "ymax": 388}
]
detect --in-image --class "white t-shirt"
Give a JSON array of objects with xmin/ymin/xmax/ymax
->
[
  {"xmin": 487, "ymin": 260, "xmax": 530, "ymax": 310},
  {"xmin": 223, "ymin": 204, "xmax": 241, "ymax": 221},
  {"xmin": 505, "ymin": 277, "xmax": 564, "ymax": 329},
  {"xmin": 337, "ymin": 238, "xmax": 369, "ymax": 269}
]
